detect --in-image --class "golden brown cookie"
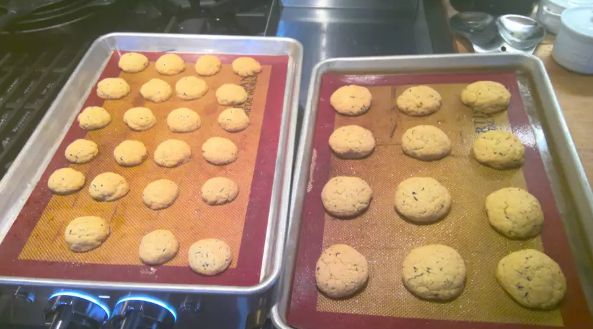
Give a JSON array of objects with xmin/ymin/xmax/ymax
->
[
  {"xmin": 397, "ymin": 86, "xmax": 442, "ymax": 116},
  {"xmin": 232, "ymin": 57, "xmax": 262, "ymax": 77},
  {"xmin": 473, "ymin": 130, "xmax": 524, "ymax": 169},
  {"xmin": 201, "ymin": 177, "xmax": 239, "ymax": 205},
  {"xmin": 461, "ymin": 81, "xmax": 511, "ymax": 114},
  {"xmin": 315, "ymin": 244, "xmax": 369, "ymax": 298},
  {"xmin": 195, "ymin": 55, "xmax": 222, "ymax": 76},
  {"xmin": 155, "ymin": 53, "xmax": 186, "ymax": 75},
  {"xmin": 175, "ymin": 76, "xmax": 208, "ymax": 100},
  {"xmin": 118, "ymin": 52, "xmax": 149, "ymax": 73},
  {"xmin": 154, "ymin": 139, "xmax": 192, "ymax": 168},
  {"xmin": 64, "ymin": 216, "xmax": 110, "ymax": 253},
  {"xmin": 188, "ymin": 239, "xmax": 232, "ymax": 275},
  {"xmin": 328, "ymin": 125, "xmax": 375, "ymax": 159},
  {"xmin": 394, "ymin": 177, "xmax": 451, "ymax": 223},
  {"xmin": 216, "ymin": 84, "xmax": 248, "ymax": 106},
  {"xmin": 141, "ymin": 78, "xmax": 173, "ymax": 103},
  {"xmin": 97, "ymin": 78, "xmax": 130, "ymax": 100},
  {"xmin": 202, "ymin": 137, "xmax": 238, "ymax": 165},
  {"xmin": 486, "ymin": 188, "xmax": 544, "ymax": 239},
  {"xmin": 330, "ymin": 85, "xmax": 372, "ymax": 116},
  {"xmin": 321, "ymin": 176, "xmax": 373, "ymax": 217},
  {"xmin": 65, "ymin": 139, "xmax": 98, "ymax": 164},
  {"xmin": 401, "ymin": 125, "xmax": 451, "ymax": 161}
]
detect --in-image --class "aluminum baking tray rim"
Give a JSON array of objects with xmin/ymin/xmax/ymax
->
[
  {"xmin": 0, "ymin": 32, "xmax": 303, "ymax": 295},
  {"xmin": 271, "ymin": 53, "xmax": 593, "ymax": 328}
]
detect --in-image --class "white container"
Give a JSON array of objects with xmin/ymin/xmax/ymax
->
[
  {"xmin": 537, "ymin": 0, "xmax": 593, "ymax": 34},
  {"xmin": 552, "ymin": 6, "xmax": 593, "ymax": 74}
]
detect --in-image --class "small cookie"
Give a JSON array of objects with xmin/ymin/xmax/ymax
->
[
  {"xmin": 329, "ymin": 125, "xmax": 375, "ymax": 159},
  {"xmin": 218, "ymin": 108, "xmax": 250, "ymax": 133},
  {"xmin": 202, "ymin": 137, "xmax": 238, "ymax": 165},
  {"xmin": 473, "ymin": 130, "xmax": 525, "ymax": 169},
  {"xmin": 461, "ymin": 81, "xmax": 511, "ymax": 114},
  {"xmin": 315, "ymin": 244, "xmax": 369, "ymax": 298},
  {"xmin": 195, "ymin": 55, "xmax": 221, "ymax": 76},
  {"xmin": 48, "ymin": 168, "xmax": 85, "ymax": 195},
  {"xmin": 97, "ymin": 78, "xmax": 130, "ymax": 100},
  {"xmin": 155, "ymin": 53, "xmax": 186, "ymax": 75},
  {"xmin": 65, "ymin": 139, "xmax": 98, "ymax": 164},
  {"xmin": 216, "ymin": 84, "xmax": 248, "ymax": 106},
  {"xmin": 139, "ymin": 230, "xmax": 180, "ymax": 265},
  {"xmin": 232, "ymin": 57, "xmax": 262, "ymax": 77},
  {"xmin": 118, "ymin": 52, "xmax": 149, "ymax": 73},
  {"xmin": 201, "ymin": 177, "xmax": 239, "ymax": 205},
  {"xmin": 486, "ymin": 188, "xmax": 544, "ymax": 239},
  {"xmin": 78, "ymin": 106, "xmax": 111, "ymax": 131},
  {"xmin": 89, "ymin": 172, "xmax": 129, "ymax": 202},
  {"xmin": 394, "ymin": 177, "xmax": 451, "ymax": 223},
  {"xmin": 321, "ymin": 176, "xmax": 373, "ymax": 218},
  {"xmin": 175, "ymin": 76, "xmax": 208, "ymax": 100},
  {"xmin": 188, "ymin": 239, "xmax": 232, "ymax": 276},
  {"xmin": 142, "ymin": 179, "xmax": 179, "ymax": 210},
  {"xmin": 114, "ymin": 140, "xmax": 147, "ymax": 167},
  {"xmin": 402, "ymin": 244, "xmax": 466, "ymax": 300},
  {"xmin": 397, "ymin": 86, "xmax": 442, "ymax": 116},
  {"xmin": 497, "ymin": 249, "xmax": 566, "ymax": 309},
  {"xmin": 141, "ymin": 78, "xmax": 173, "ymax": 103},
  {"xmin": 123, "ymin": 107, "xmax": 156, "ymax": 131},
  {"xmin": 330, "ymin": 85, "xmax": 372, "ymax": 116},
  {"xmin": 401, "ymin": 125, "xmax": 452, "ymax": 161},
  {"xmin": 64, "ymin": 216, "xmax": 110, "ymax": 253},
  {"xmin": 154, "ymin": 139, "xmax": 192, "ymax": 167},
  {"xmin": 167, "ymin": 108, "xmax": 201, "ymax": 133}
]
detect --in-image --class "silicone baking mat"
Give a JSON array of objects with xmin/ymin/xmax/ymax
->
[
  {"xmin": 0, "ymin": 51, "xmax": 289, "ymax": 286},
  {"xmin": 286, "ymin": 72, "xmax": 593, "ymax": 328}
]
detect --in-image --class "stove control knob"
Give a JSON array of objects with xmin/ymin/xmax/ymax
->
[
  {"xmin": 110, "ymin": 296, "xmax": 176, "ymax": 329},
  {"xmin": 44, "ymin": 292, "xmax": 110, "ymax": 329}
]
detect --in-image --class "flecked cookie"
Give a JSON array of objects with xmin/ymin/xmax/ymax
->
[
  {"xmin": 139, "ymin": 230, "xmax": 180, "ymax": 265},
  {"xmin": 142, "ymin": 179, "xmax": 179, "ymax": 210},
  {"xmin": 329, "ymin": 125, "xmax": 376, "ymax": 159},
  {"xmin": 216, "ymin": 84, "xmax": 248, "ymax": 106},
  {"xmin": 394, "ymin": 177, "xmax": 451, "ymax": 223},
  {"xmin": 315, "ymin": 244, "xmax": 369, "ymax": 298},
  {"xmin": 461, "ymin": 81, "xmax": 511, "ymax": 114},
  {"xmin": 321, "ymin": 176, "xmax": 373, "ymax": 218},
  {"xmin": 155, "ymin": 53, "xmax": 186, "ymax": 75},
  {"xmin": 232, "ymin": 57, "xmax": 262, "ymax": 77},
  {"xmin": 123, "ymin": 107, "xmax": 156, "ymax": 131},
  {"xmin": 330, "ymin": 85, "xmax": 372, "ymax": 116},
  {"xmin": 201, "ymin": 177, "xmax": 239, "ymax": 205},
  {"xmin": 473, "ymin": 130, "xmax": 525, "ymax": 169},
  {"xmin": 486, "ymin": 188, "xmax": 544, "ymax": 239},
  {"xmin": 118, "ymin": 52, "xmax": 149, "ymax": 73},
  {"xmin": 218, "ymin": 108, "xmax": 250, "ymax": 133},
  {"xmin": 397, "ymin": 85, "xmax": 442, "ymax": 116},
  {"xmin": 188, "ymin": 239, "xmax": 233, "ymax": 276},
  {"xmin": 89, "ymin": 172, "xmax": 129, "ymax": 202},
  {"xmin": 195, "ymin": 55, "xmax": 221, "ymax": 76},
  {"xmin": 175, "ymin": 76, "xmax": 208, "ymax": 100},
  {"xmin": 401, "ymin": 125, "xmax": 452, "ymax": 161},
  {"xmin": 48, "ymin": 168, "xmax": 85, "ymax": 195},
  {"xmin": 154, "ymin": 139, "xmax": 192, "ymax": 168},
  {"xmin": 141, "ymin": 78, "xmax": 173, "ymax": 103},
  {"xmin": 65, "ymin": 139, "xmax": 98, "ymax": 164},
  {"xmin": 202, "ymin": 137, "xmax": 238, "ymax": 165},
  {"xmin": 167, "ymin": 108, "xmax": 201, "ymax": 133},
  {"xmin": 78, "ymin": 106, "xmax": 111, "ymax": 130},
  {"xmin": 97, "ymin": 78, "xmax": 130, "ymax": 100},
  {"xmin": 113, "ymin": 140, "xmax": 147, "ymax": 167},
  {"xmin": 64, "ymin": 216, "xmax": 110, "ymax": 253}
]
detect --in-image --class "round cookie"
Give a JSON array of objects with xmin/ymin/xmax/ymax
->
[
  {"xmin": 48, "ymin": 168, "xmax": 85, "ymax": 195},
  {"xmin": 143, "ymin": 179, "xmax": 179, "ymax": 210},
  {"xmin": 497, "ymin": 249, "xmax": 566, "ymax": 309},
  {"xmin": 64, "ymin": 216, "xmax": 110, "ymax": 253},
  {"xmin": 216, "ymin": 84, "xmax": 248, "ymax": 106},
  {"xmin": 114, "ymin": 140, "xmax": 147, "ymax": 167},
  {"xmin": 232, "ymin": 57, "xmax": 262, "ymax": 77},
  {"xmin": 141, "ymin": 78, "xmax": 173, "ymax": 103},
  {"xmin": 473, "ymin": 130, "xmax": 525, "ymax": 169},
  {"xmin": 486, "ymin": 188, "xmax": 544, "ymax": 239},
  {"xmin": 461, "ymin": 81, "xmax": 511, "ymax": 114},
  {"xmin": 167, "ymin": 108, "xmax": 201, "ymax": 133},
  {"xmin": 78, "ymin": 106, "xmax": 111, "ymax": 131},
  {"xmin": 330, "ymin": 85, "xmax": 372, "ymax": 116},
  {"xmin": 65, "ymin": 139, "xmax": 98, "ymax": 164},
  {"xmin": 315, "ymin": 244, "xmax": 369, "ymax": 298},
  {"xmin": 175, "ymin": 76, "xmax": 208, "ymax": 100},
  {"xmin": 123, "ymin": 107, "xmax": 156, "ymax": 131},
  {"xmin": 321, "ymin": 176, "xmax": 373, "ymax": 218},
  {"xmin": 195, "ymin": 55, "xmax": 221, "ymax": 76},
  {"xmin": 155, "ymin": 53, "xmax": 186, "ymax": 75},
  {"xmin": 394, "ymin": 177, "xmax": 451, "ymax": 223},
  {"xmin": 89, "ymin": 172, "xmax": 129, "ymax": 202},
  {"xmin": 402, "ymin": 244, "xmax": 466, "ymax": 300},
  {"xmin": 401, "ymin": 125, "xmax": 452, "ymax": 161},
  {"xmin": 188, "ymin": 239, "xmax": 232, "ymax": 276},
  {"xmin": 97, "ymin": 78, "xmax": 130, "ymax": 100},
  {"xmin": 329, "ymin": 125, "xmax": 375, "ymax": 159},
  {"xmin": 202, "ymin": 137, "xmax": 238, "ymax": 165},
  {"xmin": 397, "ymin": 86, "xmax": 442, "ymax": 116},
  {"xmin": 139, "ymin": 230, "xmax": 180, "ymax": 265},
  {"xmin": 154, "ymin": 139, "xmax": 192, "ymax": 167},
  {"xmin": 201, "ymin": 177, "xmax": 239, "ymax": 205},
  {"xmin": 118, "ymin": 52, "xmax": 148, "ymax": 73},
  {"xmin": 218, "ymin": 108, "xmax": 250, "ymax": 133}
]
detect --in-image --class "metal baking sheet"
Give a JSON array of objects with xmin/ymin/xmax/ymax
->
[
  {"xmin": 0, "ymin": 33, "xmax": 302, "ymax": 294},
  {"xmin": 272, "ymin": 54, "xmax": 593, "ymax": 329}
]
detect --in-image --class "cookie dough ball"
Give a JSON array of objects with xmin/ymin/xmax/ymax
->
[
  {"xmin": 486, "ymin": 188, "xmax": 544, "ymax": 239},
  {"xmin": 216, "ymin": 84, "xmax": 248, "ymax": 106},
  {"xmin": 118, "ymin": 52, "xmax": 148, "ymax": 73},
  {"xmin": 232, "ymin": 57, "xmax": 262, "ymax": 77},
  {"xmin": 89, "ymin": 172, "xmax": 129, "ymax": 202},
  {"xmin": 155, "ymin": 53, "xmax": 186, "ymax": 75},
  {"xmin": 394, "ymin": 177, "xmax": 451, "ymax": 223},
  {"xmin": 97, "ymin": 78, "xmax": 130, "ymax": 100},
  {"xmin": 176, "ymin": 76, "xmax": 208, "ymax": 100},
  {"xmin": 321, "ymin": 176, "xmax": 373, "ymax": 218},
  {"xmin": 123, "ymin": 107, "xmax": 156, "ymax": 131},
  {"xmin": 78, "ymin": 106, "xmax": 111, "ymax": 131},
  {"xmin": 402, "ymin": 244, "xmax": 466, "ymax": 300},
  {"xmin": 114, "ymin": 140, "xmax": 147, "ymax": 167},
  {"xmin": 64, "ymin": 216, "xmax": 110, "ymax": 252},
  {"xmin": 218, "ymin": 108, "xmax": 250, "ymax": 133},
  {"xmin": 139, "ymin": 230, "xmax": 180, "ymax": 265},
  {"xmin": 401, "ymin": 125, "xmax": 452, "ymax": 161},
  {"xmin": 315, "ymin": 244, "xmax": 369, "ymax": 298},
  {"xmin": 330, "ymin": 85, "xmax": 372, "ymax": 116},
  {"xmin": 142, "ymin": 179, "xmax": 179, "ymax": 210},
  {"xmin": 329, "ymin": 125, "xmax": 375, "ymax": 159},
  {"xmin": 48, "ymin": 168, "xmax": 85, "ymax": 195},
  {"xmin": 154, "ymin": 139, "xmax": 192, "ymax": 167},
  {"xmin": 195, "ymin": 55, "xmax": 221, "ymax": 76},
  {"xmin": 65, "ymin": 139, "xmax": 98, "ymax": 164},
  {"xmin": 461, "ymin": 81, "xmax": 511, "ymax": 114},
  {"xmin": 202, "ymin": 137, "xmax": 238, "ymax": 165},
  {"xmin": 497, "ymin": 249, "xmax": 566, "ymax": 309},
  {"xmin": 201, "ymin": 177, "xmax": 239, "ymax": 205},
  {"xmin": 141, "ymin": 78, "xmax": 173, "ymax": 103},
  {"xmin": 188, "ymin": 239, "xmax": 232, "ymax": 276},
  {"xmin": 397, "ymin": 86, "xmax": 442, "ymax": 116},
  {"xmin": 167, "ymin": 108, "xmax": 201, "ymax": 133},
  {"xmin": 473, "ymin": 130, "xmax": 525, "ymax": 169}
]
